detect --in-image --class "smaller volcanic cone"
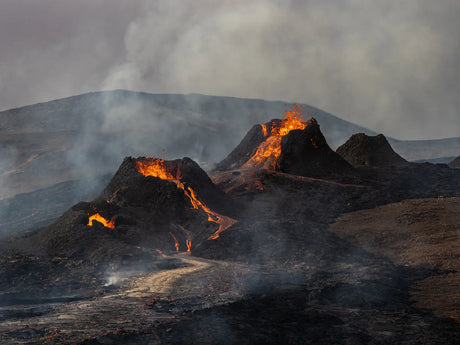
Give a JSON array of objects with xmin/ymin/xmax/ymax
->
[
  {"xmin": 276, "ymin": 119, "xmax": 352, "ymax": 178},
  {"xmin": 449, "ymin": 155, "xmax": 460, "ymax": 168},
  {"xmin": 336, "ymin": 133, "xmax": 408, "ymax": 167},
  {"xmin": 100, "ymin": 156, "xmax": 237, "ymax": 241}
]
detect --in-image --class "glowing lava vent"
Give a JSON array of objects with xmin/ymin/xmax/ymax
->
[
  {"xmin": 243, "ymin": 104, "xmax": 314, "ymax": 169},
  {"xmin": 134, "ymin": 157, "xmax": 236, "ymax": 239},
  {"xmin": 216, "ymin": 104, "xmax": 320, "ymax": 172},
  {"xmin": 87, "ymin": 213, "xmax": 115, "ymax": 229}
]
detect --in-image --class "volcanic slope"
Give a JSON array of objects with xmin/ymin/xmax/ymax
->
[
  {"xmin": 336, "ymin": 133, "xmax": 408, "ymax": 167},
  {"xmin": 0, "ymin": 175, "xmax": 111, "ymax": 240},
  {"xmin": 330, "ymin": 198, "xmax": 460, "ymax": 323},
  {"xmin": 449, "ymin": 155, "xmax": 460, "ymax": 168}
]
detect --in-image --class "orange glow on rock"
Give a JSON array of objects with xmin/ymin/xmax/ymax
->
[
  {"xmin": 87, "ymin": 213, "xmax": 115, "ymax": 229},
  {"xmin": 277, "ymin": 104, "xmax": 307, "ymax": 136},
  {"xmin": 134, "ymin": 158, "xmax": 176, "ymax": 179},
  {"xmin": 261, "ymin": 124, "xmax": 269, "ymax": 137},
  {"xmin": 243, "ymin": 104, "xmax": 311, "ymax": 169},
  {"xmin": 169, "ymin": 232, "xmax": 180, "ymax": 252}
]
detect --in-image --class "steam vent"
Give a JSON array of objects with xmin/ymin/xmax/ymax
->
[
  {"xmin": 216, "ymin": 104, "xmax": 351, "ymax": 178},
  {"xmin": 336, "ymin": 133, "xmax": 408, "ymax": 167}
]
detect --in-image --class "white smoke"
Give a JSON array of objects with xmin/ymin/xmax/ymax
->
[{"xmin": 101, "ymin": 0, "xmax": 460, "ymax": 140}]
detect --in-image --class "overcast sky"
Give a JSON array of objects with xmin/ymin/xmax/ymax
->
[{"xmin": 0, "ymin": 0, "xmax": 459, "ymax": 140}]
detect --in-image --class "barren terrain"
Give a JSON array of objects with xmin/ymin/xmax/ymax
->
[
  {"xmin": 330, "ymin": 198, "xmax": 460, "ymax": 322},
  {"xmin": 1, "ymin": 99, "xmax": 460, "ymax": 344}
]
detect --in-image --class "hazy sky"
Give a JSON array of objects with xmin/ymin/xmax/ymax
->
[{"xmin": 1, "ymin": 0, "xmax": 459, "ymax": 140}]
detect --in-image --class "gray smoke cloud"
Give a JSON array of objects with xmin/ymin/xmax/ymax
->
[{"xmin": 0, "ymin": 0, "xmax": 459, "ymax": 139}]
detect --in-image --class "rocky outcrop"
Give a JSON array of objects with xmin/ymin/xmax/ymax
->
[
  {"xmin": 336, "ymin": 133, "xmax": 408, "ymax": 167},
  {"xmin": 277, "ymin": 119, "xmax": 352, "ymax": 178}
]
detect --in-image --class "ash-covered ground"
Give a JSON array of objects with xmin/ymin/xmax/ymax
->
[{"xmin": 1, "ymin": 115, "xmax": 460, "ymax": 344}]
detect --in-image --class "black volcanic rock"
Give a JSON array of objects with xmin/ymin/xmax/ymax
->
[
  {"xmin": 336, "ymin": 133, "xmax": 408, "ymax": 167},
  {"xmin": 97, "ymin": 157, "xmax": 187, "ymax": 222},
  {"xmin": 215, "ymin": 124, "xmax": 267, "ymax": 171},
  {"xmin": 276, "ymin": 119, "xmax": 352, "ymax": 178},
  {"xmin": 449, "ymin": 155, "xmax": 460, "ymax": 168}
]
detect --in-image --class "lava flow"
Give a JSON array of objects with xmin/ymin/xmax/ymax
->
[
  {"xmin": 243, "ymin": 104, "xmax": 313, "ymax": 169},
  {"xmin": 169, "ymin": 232, "xmax": 180, "ymax": 252},
  {"xmin": 87, "ymin": 213, "xmax": 115, "ymax": 229},
  {"xmin": 134, "ymin": 158, "xmax": 236, "ymax": 240}
]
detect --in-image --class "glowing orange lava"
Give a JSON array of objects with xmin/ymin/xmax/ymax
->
[
  {"xmin": 134, "ymin": 158, "xmax": 237, "ymax": 240},
  {"xmin": 135, "ymin": 158, "xmax": 176, "ymax": 179},
  {"xmin": 87, "ymin": 213, "xmax": 115, "ymax": 229},
  {"xmin": 276, "ymin": 104, "xmax": 307, "ymax": 136},
  {"xmin": 261, "ymin": 124, "xmax": 269, "ymax": 137},
  {"xmin": 169, "ymin": 232, "xmax": 180, "ymax": 252},
  {"xmin": 243, "ymin": 104, "xmax": 310, "ymax": 169},
  {"xmin": 156, "ymin": 249, "xmax": 167, "ymax": 258}
]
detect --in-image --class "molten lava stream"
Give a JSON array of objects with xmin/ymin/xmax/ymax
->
[
  {"xmin": 87, "ymin": 213, "xmax": 115, "ymax": 229},
  {"xmin": 169, "ymin": 232, "xmax": 180, "ymax": 252},
  {"xmin": 169, "ymin": 232, "xmax": 193, "ymax": 255},
  {"xmin": 156, "ymin": 249, "xmax": 168, "ymax": 258}
]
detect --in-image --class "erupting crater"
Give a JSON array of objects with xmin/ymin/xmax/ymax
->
[
  {"xmin": 242, "ymin": 105, "xmax": 314, "ymax": 170},
  {"xmin": 217, "ymin": 104, "xmax": 313, "ymax": 171},
  {"xmin": 216, "ymin": 104, "xmax": 351, "ymax": 178}
]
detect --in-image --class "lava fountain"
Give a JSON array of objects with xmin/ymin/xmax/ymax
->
[{"xmin": 243, "ymin": 104, "xmax": 314, "ymax": 169}]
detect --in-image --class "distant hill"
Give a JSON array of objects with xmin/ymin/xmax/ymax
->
[
  {"xmin": 389, "ymin": 138, "xmax": 460, "ymax": 163},
  {"xmin": 412, "ymin": 157, "xmax": 457, "ymax": 164},
  {"xmin": 1, "ymin": 90, "xmax": 459, "ymax": 199}
]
